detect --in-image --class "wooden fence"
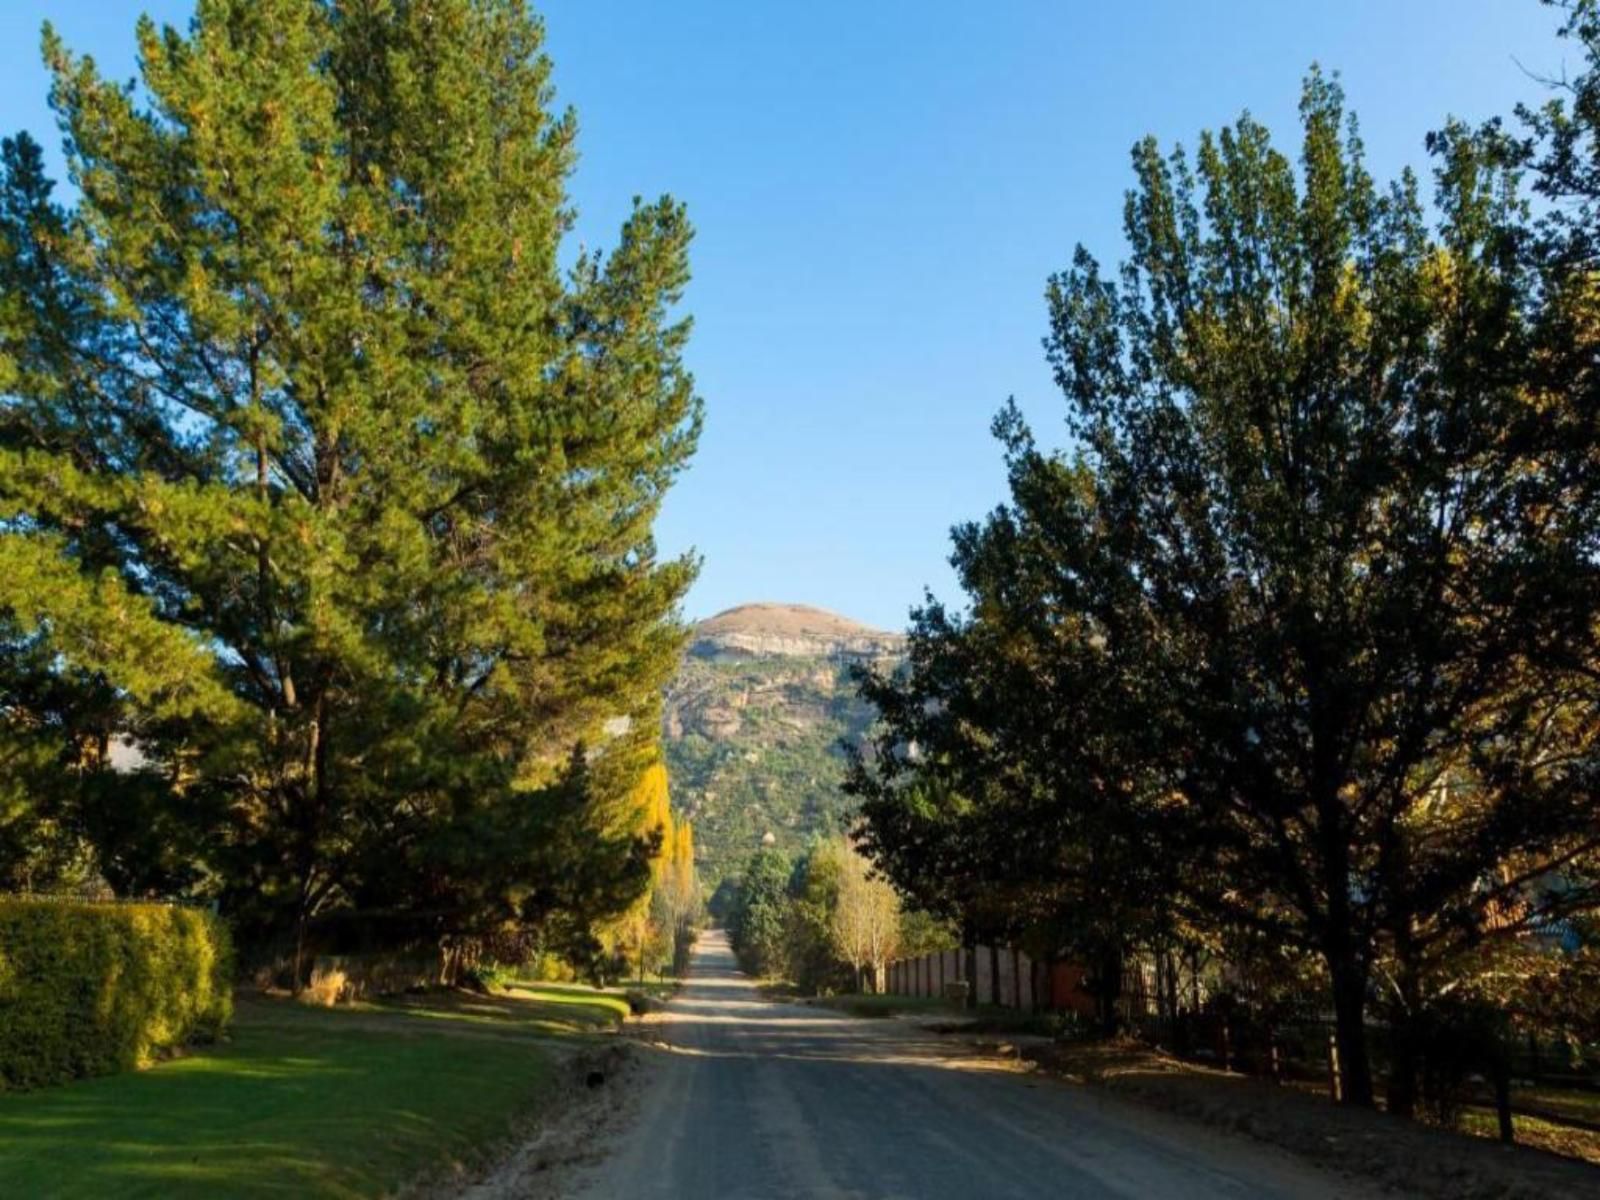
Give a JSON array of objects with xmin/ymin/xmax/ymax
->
[
  {"xmin": 885, "ymin": 947, "xmax": 1598, "ymax": 1146},
  {"xmin": 885, "ymin": 946, "xmax": 1102, "ymax": 1014}
]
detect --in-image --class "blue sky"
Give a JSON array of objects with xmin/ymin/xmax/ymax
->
[{"xmin": 0, "ymin": 1, "xmax": 1571, "ymax": 630}]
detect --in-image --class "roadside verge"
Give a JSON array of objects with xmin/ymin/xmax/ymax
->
[
  {"xmin": 1014, "ymin": 1039, "xmax": 1600, "ymax": 1200},
  {"xmin": 0, "ymin": 982, "xmax": 636, "ymax": 1200}
]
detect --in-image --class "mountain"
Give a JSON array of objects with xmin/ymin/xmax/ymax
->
[{"xmin": 663, "ymin": 604, "xmax": 904, "ymax": 889}]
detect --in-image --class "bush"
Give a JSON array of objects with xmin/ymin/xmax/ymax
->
[
  {"xmin": 464, "ymin": 959, "xmax": 517, "ymax": 994},
  {"xmin": 306, "ymin": 952, "xmax": 440, "ymax": 1005},
  {"xmin": 0, "ymin": 896, "xmax": 233, "ymax": 1090}
]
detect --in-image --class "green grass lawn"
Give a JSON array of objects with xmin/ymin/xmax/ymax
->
[
  {"xmin": 1512, "ymin": 1084, "xmax": 1600, "ymax": 1126},
  {"xmin": 1457, "ymin": 1106, "xmax": 1600, "ymax": 1166},
  {"xmin": 376, "ymin": 980, "xmax": 631, "ymax": 1032},
  {"xmin": 0, "ymin": 983, "xmax": 628, "ymax": 1199}
]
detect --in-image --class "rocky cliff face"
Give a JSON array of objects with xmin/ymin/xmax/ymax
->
[
  {"xmin": 662, "ymin": 605, "xmax": 902, "ymax": 888},
  {"xmin": 691, "ymin": 603, "xmax": 905, "ymax": 663}
]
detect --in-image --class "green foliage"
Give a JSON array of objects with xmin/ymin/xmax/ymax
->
[
  {"xmin": 0, "ymin": 898, "xmax": 232, "ymax": 1090},
  {"xmin": 853, "ymin": 62, "xmax": 1600, "ymax": 1105},
  {"xmin": 721, "ymin": 836, "xmax": 905, "ymax": 993},
  {"xmin": 783, "ymin": 838, "xmax": 848, "ymax": 994},
  {"xmin": 665, "ymin": 653, "xmax": 881, "ymax": 890},
  {"xmin": 896, "ymin": 909, "xmax": 960, "ymax": 959},
  {"xmin": 0, "ymin": 1, "xmax": 699, "ymax": 971},
  {"xmin": 726, "ymin": 846, "xmax": 792, "ymax": 978}
]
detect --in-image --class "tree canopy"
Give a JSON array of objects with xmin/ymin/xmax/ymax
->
[
  {"xmin": 852, "ymin": 63, "xmax": 1600, "ymax": 1107},
  {"xmin": 0, "ymin": 0, "xmax": 701, "ymax": 980}
]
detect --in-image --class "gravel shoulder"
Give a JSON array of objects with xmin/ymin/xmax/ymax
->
[{"xmin": 1015, "ymin": 1040, "xmax": 1600, "ymax": 1200}]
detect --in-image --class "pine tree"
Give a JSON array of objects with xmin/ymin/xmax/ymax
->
[{"xmin": 0, "ymin": 1, "xmax": 700, "ymax": 979}]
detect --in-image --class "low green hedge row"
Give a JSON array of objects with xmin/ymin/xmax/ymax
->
[{"xmin": 0, "ymin": 896, "xmax": 233, "ymax": 1090}]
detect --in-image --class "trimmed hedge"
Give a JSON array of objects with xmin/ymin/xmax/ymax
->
[{"xmin": 0, "ymin": 897, "xmax": 233, "ymax": 1090}]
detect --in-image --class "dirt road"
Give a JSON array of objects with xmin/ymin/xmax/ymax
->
[{"xmin": 558, "ymin": 930, "xmax": 1373, "ymax": 1199}]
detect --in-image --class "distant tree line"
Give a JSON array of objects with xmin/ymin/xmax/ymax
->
[
  {"xmin": 850, "ymin": 6, "xmax": 1600, "ymax": 1115},
  {"xmin": 0, "ymin": 1, "xmax": 700, "ymax": 987},
  {"xmin": 723, "ymin": 837, "xmax": 953, "ymax": 994}
]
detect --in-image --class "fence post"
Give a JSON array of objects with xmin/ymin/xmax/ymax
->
[
  {"xmin": 1221, "ymin": 1020, "xmax": 1232, "ymax": 1072},
  {"xmin": 1269, "ymin": 1038, "xmax": 1282, "ymax": 1085},
  {"xmin": 1327, "ymin": 1032, "xmax": 1342, "ymax": 1103}
]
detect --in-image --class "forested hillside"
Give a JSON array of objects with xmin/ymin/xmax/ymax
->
[{"xmin": 661, "ymin": 605, "xmax": 901, "ymax": 889}]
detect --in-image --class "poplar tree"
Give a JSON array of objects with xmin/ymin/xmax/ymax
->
[
  {"xmin": 0, "ymin": 0, "xmax": 700, "ymax": 976},
  {"xmin": 831, "ymin": 840, "xmax": 900, "ymax": 993}
]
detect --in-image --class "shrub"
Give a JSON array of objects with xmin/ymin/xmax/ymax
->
[
  {"xmin": 305, "ymin": 952, "xmax": 440, "ymax": 1005},
  {"xmin": 0, "ymin": 896, "xmax": 233, "ymax": 1090},
  {"xmin": 468, "ymin": 960, "xmax": 517, "ymax": 993}
]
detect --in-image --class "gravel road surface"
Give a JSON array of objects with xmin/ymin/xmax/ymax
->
[{"xmin": 558, "ymin": 930, "xmax": 1374, "ymax": 1199}]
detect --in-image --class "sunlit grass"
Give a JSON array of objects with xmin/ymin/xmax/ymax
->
[
  {"xmin": 376, "ymin": 982, "xmax": 631, "ymax": 1034},
  {"xmin": 1457, "ymin": 1107, "xmax": 1600, "ymax": 1166},
  {"xmin": 0, "ymin": 983, "xmax": 628, "ymax": 1198}
]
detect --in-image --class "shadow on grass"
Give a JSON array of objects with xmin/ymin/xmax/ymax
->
[
  {"xmin": 375, "ymin": 983, "xmax": 628, "ymax": 1036},
  {"xmin": 0, "ymin": 995, "xmax": 560, "ymax": 1199}
]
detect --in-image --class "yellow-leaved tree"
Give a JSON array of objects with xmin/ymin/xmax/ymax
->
[{"xmin": 604, "ymin": 762, "xmax": 700, "ymax": 982}]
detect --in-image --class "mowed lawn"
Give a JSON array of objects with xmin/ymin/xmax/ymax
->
[{"xmin": 0, "ymin": 983, "xmax": 630, "ymax": 1199}]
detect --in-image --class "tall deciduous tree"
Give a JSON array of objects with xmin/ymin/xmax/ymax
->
[
  {"xmin": 849, "ymin": 502, "xmax": 1176, "ymax": 1031},
  {"xmin": 858, "ymin": 70, "xmax": 1600, "ymax": 1106},
  {"xmin": 1044, "ymin": 72, "xmax": 1600, "ymax": 1105},
  {"xmin": 831, "ymin": 839, "xmax": 900, "ymax": 993},
  {"xmin": 0, "ymin": 0, "xmax": 700, "ymax": 978}
]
